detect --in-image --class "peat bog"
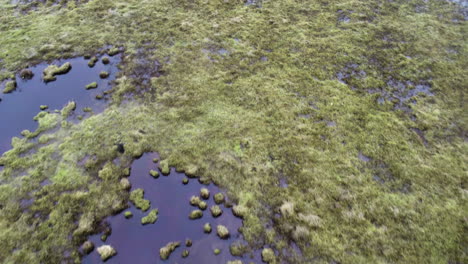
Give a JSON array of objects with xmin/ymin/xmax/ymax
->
[
  {"xmin": 0, "ymin": 55, "xmax": 120, "ymax": 154},
  {"xmin": 82, "ymin": 153, "xmax": 261, "ymax": 263}
]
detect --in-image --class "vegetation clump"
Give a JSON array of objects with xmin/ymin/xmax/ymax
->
[
  {"xmin": 190, "ymin": 195, "xmax": 201, "ymax": 206},
  {"xmin": 3, "ymin": 80, "xmax": 16, "ymax": 93},
  {"xmin": 217, "ymin": 225, "xmax": 230, "ymax": 239},
  {"xmin": 88, "ymin": 56, "xmax": 98, "ymax": 67},
  {"xmin": 141, "ymin": 209, "xmax": 158, "ymax": 225},
  {"xmin": 261, "ymin": 248, "xmax": 276, "ymax": 263},
  {"xmin": 61, "ymin": 101, "xmax": 76, "ymax": 118},
  {"xmin": 42, "ymin": 62, "xmax": 71, "ymax": 82},
  {"xmin": 81, "ymin": 241, "xmax": 94, "ymax": 255},
  {"xmin": 198, "ymin": 200, "xmax": 207, "ymax": 210},
  {"xmin": 97, "ymin": 245, "xmax": 116, "ymax": 261},
  {"xmin": 149, "ymin": 169, "xmax": 159, "ymax": 178},
  {"xmin": 102, "ymin": 57, "xmax": 110, "ymax": 64},
  {"xmin": 182, "ymin": 250, "xmax": 189, "ymax": 258},
  {"xmin": 159, "ymin": 241, "xmax": 180, "ymax": 260},
  {"xmin": 185, "ymin": 239, "xmax": 192, "ymax": 247},
  {"xmin": 124, "ymin": 211, "xmax": 133, "ymax": 219},
  {"xmin": 200, "ymin": 188, "xmax": 210, "ymax": 199},
  {"xmin": 189, "ymin": 209, "xmax": 203, "ymax": 219},
  {"xmin": 129, "ymin": 188, "xmax": 150, "ymax": 211},
  {"xmin": 203, "ymin": 222, "xmax": 212, "ymax": 233},
  {"xmin": 99, "ymin": 71, "xmax": 109, "ymax": 79},
  {"xmin": 19, "ymin": 69, "xmax": 34, "ymax": 79},
  {"xmin": 85, "ymin": 82, "xmax": 98, "ymax": 89},
  {"xmin": 213, "ymin": 192, "xmax": 225, "ymax": 204},
  {"xmin": 40, "ymin": 105, "xmax": 48, "ymax": 110},
  {"xmin": 210, "ymin": 205, "xmax": 223, "ymax": 217}
]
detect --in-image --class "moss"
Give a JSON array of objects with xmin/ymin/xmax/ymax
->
[
  {"xmin": 152, "ymin": 158, "xmax": 159, "ymax": 163},
  {"xmin": 232, "ymin": 205, "xmax": 247, "ymax": 219},
  {"xmin": 0, "ymin": 0, "xmax": 466, "ymax": 263},
  {"xmin": 61, "ymin": 101, "xmax": 76, "ymax": 118},
  {"xmin": 210, "ymin": 205, "xmax": 223, "ymax": 218},
  {"xmin": 198, "ymin": 200, "xmax": 207, "ymax": 210},
  {"xmin": 190, "ymin": 195, "xmax": 201, "ymax": 206},
  {"xmin": 81, "ymin": 241, "xmax": 94, "ymax": 255},
  {"xmin": 102, "ymin": 57, "xmax": 110, "ymax": 64},
  {"xmin": 83, "ymin": 107, "xmax": 92, "ymax": 113},
  {"xmin": 19, "ymin": 69, "xmax": 34, "ymax": 80},
  {"xmin": 217, "ymin": 225, "xmax": 230, "ymax": 239},
  {"xmin": 182, "ymin": 249, "xmax": 189, "ymax": 258},
  {"xmin": 99, "ymin": 71, "xmax": 109, "ymax": 79},
  {"xmin": 230, "ymin": 241, "xmax": 248, "ymax": 257},
  {"xmin": 108, "ymin": 47, "xmax": 120, "ymax": 56},
  {"xmin": 203, "ymin": 222, "xmax": 212, "ymax": 233},
  {"xmin": 189, "ymin": 209, "xmax": 203, "ymax": 220},
  {"xmin": 119, "ymin": 178, "xmax": 131, "ymax": 190},
  {"xmin": 129, "ymin": 188, "xmax": 150, "ymax": 211},
  {"xmin": 141, "ymin": 209, "xmax": 158, "ymax": 225},
  {"xmin": 40, "ymin": 105, "xmax": 48, "ymax": 110},
  {"xmin": 3, "ymin": 80, "xmax": 16, "ymax": 93},
  {"xmin": 97, "ymin": 245, "xmax": 116, "ymax": 261},
  {"xmin": 149, "ymin": 169, "xmax": 159, "ymax": 178},
  {"xmin": 200, "ymin": 187, "xmax": 210, "ymax": 199},
  {"xmin": 124, "ymin": 211, "xmax": 133, "ymax": 219},
  {"xmin": 159, "ymin": 159, "xmax": 170, "ymax": 175},
  {"xmin": 185, "ymin": 239, "xmax": 192, "ymax": 247},
  {"xmin": 214, "ymin": 192, "xmax": 225, "ymax": 204},
  {"xmin": 88, "ymin": 56, "xmax": 98, "ymax": 67},
  {"xmin": 159, "ymin": 241, "xmax": 180, "ymax": 260},
  {"xmin": 214, "ymin": 248, "xmax": 221, "ymax": 255},
  {"xmin": 95, "ymin": 94, "xmax": 104, "ymax": 100},
  {"xmin": 182, "ymin": 177, "xmax": 189, "ymax": 184},
  {"xmin": 261, "ymin": 248, "xmax": 276, "ymax": 264},
  {"xmin": 85, "ymin": 82, "xmax": 98, "ymax": 90},
  {"xmin": 42, "ymin": 62, "xmax": 71, "ymax": 82}
]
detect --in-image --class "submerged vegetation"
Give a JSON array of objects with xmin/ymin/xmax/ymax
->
[{"xmin": 0, "ymin": 0, "xmax": 466, "ymax": 263}]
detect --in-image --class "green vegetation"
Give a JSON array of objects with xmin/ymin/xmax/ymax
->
[
  {"xmin": 214, "ymin": 192, "xmax": 225, "ymax": 204},
  {"xmin": 42, "ymin": 62, "xmax": 71, "ymax": 82},
  {"xmin": 149, "ymin": 169, "xmax": 159, "ymax": 178},
  {"xmin": 189, "ymin": 209, "xmax": 203, "ymax": 220},
  {"xmin": 141, "ymin": 209, "xmax": 158, "ymax": 225},
  {"xmin": 85, "ymin": 82, "xmax": 97, "ymax": 89},
  {"xmin": 3, "ymin": 80, "xmax": 16, "ymax": 93},
  {"xmin": 97, "ymin": 245, "xmax": 116, "ymax": 261},
  {"xmin": 217, "ymin": 225, "xmax": 230, "ymax": 239},
  {"xmin": 210, "ymin": 205, "xmax": 223, "ymax": 217},
  {"xmin": 159, "ymin": 241, "xmax": 180, "ymax": 260},
  {"xmin": 129, "ymin": 188, "xmax": 150, "ymax": 211},
  {"xmin": 204, "ymin": 222, "xmax": 212, "ymax": 233},
  {"xmin": 99, "ymin": 71, "xmax": 109, "ymax": 79},
  {"xmin": 124, "ymin": 211, "xmax": 133, "ymax": 219},
  {"xmin": 0, "ymin": 0, "xmax": 466, "ymax": 263}
]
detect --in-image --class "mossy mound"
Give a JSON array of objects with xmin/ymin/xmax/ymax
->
[
  {"xmin": 42, "ymin": 62, "xmax": 71, "ymax": 82},
  {"xmin": 85, "ymin": 82, "xmax": 98, "ymax": 90},
  {"xmin": 129, "ymin": 188, "xmax": 150, "ymax": 211},
  {"xmin": 97, "ymin": 245, "xmax": 116, "ymax": 261},
  {"xmin": 210, "ymin": 205, "xmax": 223, "ymax": 218},
  {"xmin": 217, "ymin": 225, "xmax": 230, "ymax": 239},
  {"xmin": 189, "ymin": 209, "xmax": 203, "ymax": 220},
  {"xmin": 3, "ymin": 80, "xmax": 16, "ymax": 93},
  {"xmin": 141, "ymin": 209, "xmax": 158, "ymax": 225},
  {"xmin": 159, "ymin": 241, "xmax": 180, "ymax": 260}
]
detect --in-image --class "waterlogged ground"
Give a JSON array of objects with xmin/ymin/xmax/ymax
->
[
  {"xmin": 83, "ymin": 154, "xmax": 260, "ymax": 263},
  {"xmin": 0, "ymin": 0, "xmax": 467, "ymax": 263},
  {"xmin": 0, "ymin": 55, "xmax": 120, "ymax": 154}
]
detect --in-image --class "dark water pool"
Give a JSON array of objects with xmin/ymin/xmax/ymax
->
[
  {"xmin": 83, "ymin": 153, "xmax": 260, "ymax": 263},
  {"xmin": 0, "ymin": 55, "xmax": 120, "ymax": 154}
]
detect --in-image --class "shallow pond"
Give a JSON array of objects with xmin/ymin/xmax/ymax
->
[
  {"xmin": 0, "ymin": 55, "xmax": 120, "ymax": 154},
  {"xmin": 83, "ymin": 153, "xmax": 260, "ymax": 263}
]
